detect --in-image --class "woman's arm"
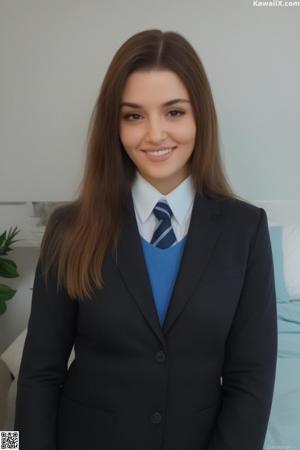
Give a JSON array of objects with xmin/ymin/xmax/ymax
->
[
  {"xmin": 207, "ymin": 208, "xmax": 278, "ymax": 450},
  {"xmin": 14, "ymin": 258, "xmax": 78, "ymax": 450}
]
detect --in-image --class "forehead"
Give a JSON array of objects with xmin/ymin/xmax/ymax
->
[{"xmin": 121, "ymin": 70, "xmax": 190, "ymax": 103}]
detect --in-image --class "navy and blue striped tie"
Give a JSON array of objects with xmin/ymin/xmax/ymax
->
[{"xmin": 150, "ymin": 200, "xmax": 177, "ymax": 249}]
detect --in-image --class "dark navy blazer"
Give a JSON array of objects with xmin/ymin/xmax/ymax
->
[{"xmin": 15, "ymin": 192, "xmax": 278, "ymax": 450}]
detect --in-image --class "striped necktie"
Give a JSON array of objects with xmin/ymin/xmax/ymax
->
[{"xmin": 150, "ymin": 200, "xmax": 177, "ymax": 249}]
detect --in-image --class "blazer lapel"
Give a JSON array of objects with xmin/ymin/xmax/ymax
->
[
  {"xmin": 162, "ymin": 193, "xmax": 222, "ymax": 335},
  {"xmin": 116, "ymin": 190, "xmax": 222, "ymax": 348}
]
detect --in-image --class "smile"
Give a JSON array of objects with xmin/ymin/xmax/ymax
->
[{"xmin": 141, "ymin": 146, "xmax": 176, "ymax": 161}]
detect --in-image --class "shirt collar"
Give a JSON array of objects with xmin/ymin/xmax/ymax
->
[{"xmin": 131, "ymin": 171, "xmax": 196, "ymax": 225}]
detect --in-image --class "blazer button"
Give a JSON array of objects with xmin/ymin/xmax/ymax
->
[
  {"xmin": 151, "ymin": 412, "xmax": 162, "ymax": 424},
  {"xmin": 155, "ymin": 350, "xmax": 166, "ymax": 362}
]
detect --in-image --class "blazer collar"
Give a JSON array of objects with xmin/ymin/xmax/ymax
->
[{"xmin": 116, "ymin": 190, "xmax": 222, "ymax": 349}]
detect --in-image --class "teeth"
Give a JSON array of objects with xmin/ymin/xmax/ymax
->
[{"xmin": 147, "ymin": 148, "xmax": 173, "ymax": 156}]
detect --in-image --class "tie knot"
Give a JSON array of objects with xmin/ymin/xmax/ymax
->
[{"xmin": 153, "ymin": 200, "xmax": 173, "ymax": 222}]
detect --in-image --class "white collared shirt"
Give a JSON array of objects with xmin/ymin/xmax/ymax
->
[{"xmin": 131, "ymin": 171, "xmax": 196, "ymax": 245}]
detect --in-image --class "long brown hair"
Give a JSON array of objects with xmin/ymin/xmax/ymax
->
[{"xmin": 40, "ymin": 29, "xmax": 246, "ymax": 301}]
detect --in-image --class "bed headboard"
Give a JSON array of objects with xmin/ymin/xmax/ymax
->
[{"xmin": 249, "ymin": 200, "xmax": 300, "ymax": 226}]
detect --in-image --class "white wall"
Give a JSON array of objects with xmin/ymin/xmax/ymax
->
[{"xmin": 0, "ymin": 0, "xmax": 299, "ymax": 202}]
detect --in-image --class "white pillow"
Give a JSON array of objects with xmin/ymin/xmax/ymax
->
[
  {"xmin": 1, "ymin": 328, "xmax": 75, "ymax": 380},
  {"xmin": 1, "ymin": 328, "xmax": 27, "ymax": 379},
  {"xmin": 283, "ymin": 225, "xmax": 300, "ymax": 300}
]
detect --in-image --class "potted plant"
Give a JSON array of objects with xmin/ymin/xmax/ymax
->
[{"xmin": 0, "ymin": 226, "xmax": 22, "ymax": 315}]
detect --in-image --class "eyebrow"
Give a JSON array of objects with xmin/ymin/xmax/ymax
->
[{"xmin": 119, "ymin": 98, "xmax": 191, "ymax": 108}]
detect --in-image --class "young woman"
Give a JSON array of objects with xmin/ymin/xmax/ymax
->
[{"xmin": 15, "ymin": 29, "xmax": 278, "ymax": 450}]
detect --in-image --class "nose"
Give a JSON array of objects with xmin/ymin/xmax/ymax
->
[{"xmin": 146, "ymin": 117, "xmax": 167, "ymax": 143}]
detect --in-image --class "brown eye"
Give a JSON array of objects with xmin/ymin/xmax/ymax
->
[
  {"xmin": 122, "ymin": 113, "xmax": 141, "ymax": 121},
  {"xmin": 168, "ymin": 110, "xmax": 185, "ymax": 117},
  {"xmin": 122, "ymin": 110, "xmax": 185, "ymax": 121}
]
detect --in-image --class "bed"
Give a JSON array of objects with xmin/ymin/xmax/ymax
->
[{"xmin": 260, "ymin": 201, "xmax": 300, "ymax": 450}]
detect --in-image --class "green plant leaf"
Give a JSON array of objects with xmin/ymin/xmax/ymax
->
[
  {"xmin": 0, "ymin": 283, "xmax": 17, "ymax": 301},
  {"xmin": 0, "ymin": 227, "xmax": 20, "ymax": 315},
  {"xmin": 0, "ymin": 226, "xmax": 22, "ymax": 255},
  {"xmin": 0, "ymin": 258, "xmax": 19, "ymax": 278},
  {"xmin": 0, "ymin": 231, "xmax": 7, "ymax": 247},
  {"xmin": 0, "ymin": 300, "xmax": 7, "ymax": 315},
  {"xmin": 6, "ymin": 226, "xmax": 21, "ymax": 244},
  {"xmin": 0, "ymin": 257, "xmax": 17, "ymax": 269}
]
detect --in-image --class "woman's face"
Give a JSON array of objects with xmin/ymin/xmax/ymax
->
[{"xmin": 119, "ymin": 70, "xmax": 196, "ymax": 194}]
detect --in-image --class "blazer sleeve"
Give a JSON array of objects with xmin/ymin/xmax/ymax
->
[
  {"xmin": 206, "ymin": 207, "xmax": 278, "ymax": 450},
  {"xmin": 14, "ymin": 258, "xmax": 78, "ymax": 450}
]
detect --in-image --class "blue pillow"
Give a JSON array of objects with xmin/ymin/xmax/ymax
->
[{"xmin": 269, "ymin": 226, "xmax": 289, "ymax": 303}]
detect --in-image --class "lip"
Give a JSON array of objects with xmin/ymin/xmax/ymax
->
[{"xmin": 140, "ymin": 146, "xmax": 176, "ymax": 162}]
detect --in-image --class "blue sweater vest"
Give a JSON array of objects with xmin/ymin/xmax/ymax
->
[{"xmin": 139, "ymin": 235, "xmax": 188, "ymax": 327}]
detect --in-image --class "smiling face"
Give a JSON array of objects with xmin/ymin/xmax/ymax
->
[{"xmin": 119, "ymin": 70, "xmax": 197, "ymax": 194}]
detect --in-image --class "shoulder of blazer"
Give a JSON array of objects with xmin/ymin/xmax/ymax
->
[
  {"xmin": 216, "ymin": 195, "xmax": 262, "ymax": 217},
  {"xmin": 213, "ymin": 196, "xmax": 265, "ymax": 238}
]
